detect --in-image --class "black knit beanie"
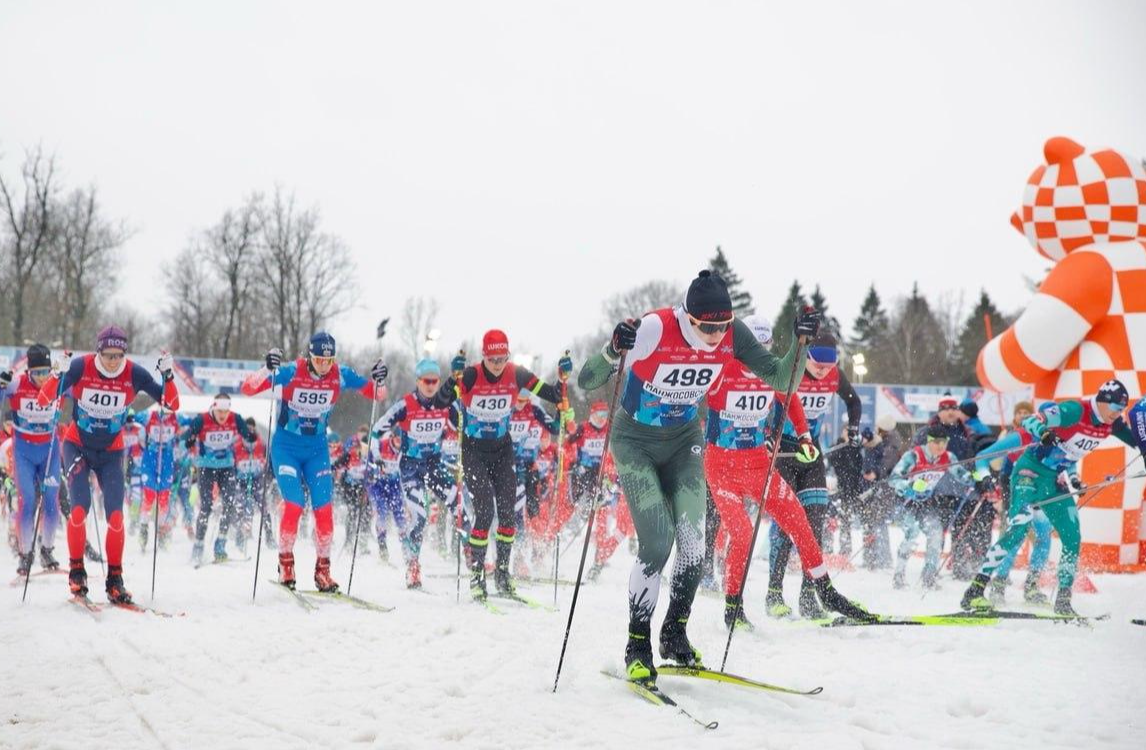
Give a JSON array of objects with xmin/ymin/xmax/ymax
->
[
  {"xmin": 685, "ymin": 270, "xmax": 733, "ymax": 322},
  {"xmin": 26, "ymin": 344, "xmax": 51, "ymax": 369}
]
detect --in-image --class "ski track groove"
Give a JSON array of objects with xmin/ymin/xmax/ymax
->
[{"xmin": 94, "ymin": 654, "xmax": 170, "ymax": 750}]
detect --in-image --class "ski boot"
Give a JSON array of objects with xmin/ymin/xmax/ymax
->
[
  {"xmin": 586, "ymin": 563, "xmax": 604, "ymax": 582},
  {"xmin": 191, "ymin": 541, "xmax": 204, "ymax": 567},
  {"xmin": 814, "ymin": 575, "xmax": 876, "ymax": 621},
  {"xmin": 765, "ymin": 586, "xmax": 793, "ymax": 618},
  {"xmin": 493, "ymin": 566, "xmax": 517, "ymax": 598},
  {"xmin": 105, "ymin": 565, "xmax": 133, "ymax": 604},
  {"xmin": 39, "ymin": 546, "xmax": 59, "ymax": 571},
  {"xmin": 139, "ymin": 523, "xmax": 150, "ymax": 553},
  {"xmin": 314, "ymin": 557, "xmax": 339, "ymax": 593},
  {"xmin": 1024, "ymin": 572, "xmax": 1050, "ymax": 606},
  {"xmin": 1053, "ymin": 586, "xmax": 1077, "ymax": 616},
  {"xmin": 406, "ymin": 558, "xmax": 422, "ymax": 589},
  {"xmin": 213, "ymin": 537, "xmax": 228, "ymax": 562},
  {"xmin": 658, "ymin": 614, "xmax": 703, "ymax": 667},
  {"xmin": 960, "ymin": 574, "xmax": 993, "ymax": 612},
  {"xmin": 988, "ymin": 577, "xmax": 1008, "ymax": 606},
  {"xmin": 68, "ymin": 559, "xmax": 88, "ymax": 597},
  {"xmin": 724, "ymin": 594, "xmax": 755, "ymax": 631},
  {"xmin": 278, "ymin": 552, "xmax": 296, "ymax": 589},
  {"xmin": 798, "ymin": 579, "xmax": 826, "ymax": 619},
  {"xmin": 892, "ymin": 570, "xmax": 908, "ymax": 590},
  {"xmin": 378, "ymin": 543, "xmax": 390, "ymax": 565},
  {"xmin": 920, "ymin": 568, "xmax": 942, "ymax": 591},
  {"xmin": 469, "ymin": 568, "xmax": 488, "ymax": 601},
  {"xmin": 84, "ymin": 540, "xmax": 103, "ymax": 563},
  {"xmin": 625, "ymin": 627, "xmax": 657, "ymax": 684},
  {"xmin": 16, "ymin": 551, "xmax": 33, "ymax": 577}
]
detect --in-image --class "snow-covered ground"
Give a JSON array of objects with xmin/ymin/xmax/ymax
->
[{"xmin": 3, "ymin": 522, "xmax": 1145, "ymax": 750}]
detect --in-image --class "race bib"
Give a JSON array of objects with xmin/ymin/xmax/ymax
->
[
  {"xmin": 508, "ymin": 420, "xmax": 531, "ymax": 440},
  {"xmin": 912, "ymin": 469, "xmax": 945, "ymax": 492},
  {"xmin": 469, "ymin": 394, "xmax": 513, "ymax": 421},
  {"xmin": 721, "ymin": 390, "xmax": 774, "ymax": 426},
  {"xmin": 1061, "ymin": 432, "xmax": 1103, "ymax": 461},
  {"xmin": 583, "ymin": 437, "xmax": 606, "ymax": 457},
  {"xmin": 409, "ymin": 418, "xmax": 446, "ymax": 443},
  {"xmin": 149, "ymin": 424, "xmax": 177, "ymax": 442},
  {"xmin": 798, "ymin": 391, "xmax": 832, "ymax": 419},
  {"xmin": 648, "ymin": 364, "xmax": 721, "ymax": 404},
  {"xmin": 289, "ymin": 388, "xmax": 335, "ymax": 418},
  {"xmin": 18, "ymin": 396, "xmax": 55, "ymax": 424},
  {"xmin": 203, "ymin": 431, "xmax": 235, "ymax": 450},
  {"xmin": 78, "ymin": 388, "xmax": 128, "ymax": 419},
  {"xmin": 237, "ymin": 459, "xmax": 261, "ymax": 473}
]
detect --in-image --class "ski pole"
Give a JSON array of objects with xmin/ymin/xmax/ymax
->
[
  {"xmin": 775, "ymin": 442, "xmax": 848, "ymax": 460},
  {"xmin": 252, "ymin": 379, "xmax": 279, "ymax": 603},
  {"xmin": 347, "ymin": 380, "xmax": 380, "ymax": 596},
  {"xmin": 1029, "ymin": 463, "xmax": 1143, "ymax": 511},
  {"xmin": 553, "ymin": 531, "xmax": 560, "ymax": 607},
  {"xmin": 720, "ymin": 334, "xmax": 809, "ymax": 672},
  {"xmin": 452, "ymin": 350, "xmax": 466, "ymax": 604},
  {"xmin": 21, "ymin": 407, "xmax": 62, "ymax": 603},
  {"xmin": 150, "ymin": 405, "xmax": 168, "ymax": 601},
  {"xmin": 553, "ymin": 352, "xmax": 625, "ymax": 694}
]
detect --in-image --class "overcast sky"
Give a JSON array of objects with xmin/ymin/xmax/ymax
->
[{"xmin": 2, "ymin": 1, "xmax": 1144, "ymax": 367}]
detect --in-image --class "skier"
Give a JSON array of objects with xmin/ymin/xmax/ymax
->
[
  {"xmin": 241, "ymin": 332, "xmax": 387, "ymax": 592},
  {"xmin": 332, "ymin": 427, "xmax": 373, "ymax": 556},
  {"xmin": 765, "ymin": 331, "xmax": 865, "ymax": 619},
  {"xmin": 138, "ymin": 405, "xmax": 180, "ymax": 551},
  {"xmin": 509, "ymin": 388, "xmax": 560, "ymax": 575},
  {"xmin": 568, "ymin": 401, "xmax": 611, "ymax": 505},
  {"xmin": 122, "ymin": 409, "xmax": 145, "ymax": 534},
  {"xmin": 1, "ymin": 344, "xmax": 63, "ymax": 575},
  {"xmin": 38, "ymin": 326, "xmax": 180, "ymax": 603},
  {"xmin": 234, "ymin": 416, "xmax": 274, "ymax": 553},
  {"xmin": 586, "ymin": 453, "xmax": 634, "ymax": 581},
  {"xmin": 578, "ymin": 270, "xmax": 871, "ymax": 684},
  {"xmin": 183, "ymin": 393, "xmax": 257, "ymax": 564},
  {"xmin": 961, "ymin": 380, "xmax": 1138, "ymax": 615},
  {"xmin": 371, "ymin": 358, "xmax": 456, "ymax": 588},
  {"xmin": 367, "ymin": 423, "xmax": 407, "ymax": 564},
  {"xmin": 432, "ymin": 330, "xmax": 573, "ymax": 601},
  {"xmin": 889, "ymin": 423, "xmax": 975, "ymax": 589},
  {"xmin": 702, "ymin": 314, "xmax": 837, "ymax": 629}
]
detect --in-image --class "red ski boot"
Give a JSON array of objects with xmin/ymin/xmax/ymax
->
[
  {"xmin": 314, "ymin": 557, "xmax": 339, "ymax": 593},
  {"xmin": 406, "ymin": 558, "xmax": 422, "ymax": 589},
  {"xmin": 68, "ymin": 559, "xmax": 88, "ymax": 597},
  {"xmin": 105, "ymin": 565, "xmax": 134, "ymax": 604},
  {"xmin": 278, "ymin": 552, "xmax": 296, "ymax": 589}
]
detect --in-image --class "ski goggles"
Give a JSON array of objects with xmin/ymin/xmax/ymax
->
[
  {"xmin": 926, "ymin": 435, "xmax": 949, "ymax": 443},
  {"xmin": 28, "ymin": 367, "xmax": 51, "ymax": 377},
  {"xmin": 310, "ymin": 355, "xmax": 335, "ymax": 366},
  {"xmin": 419, "ymin": 377, "xmax": 440, "ymax": 386},
  {"xmin": 486, "ymin": 356, "xmax": 509, "ymax": 365},
  {"xmin": 687, "ymin": 314, "xmax": 733, "ymax": 335},
  {"xmin": 99, "ymin": 351, "xmax": 125, "ymax": 361}
]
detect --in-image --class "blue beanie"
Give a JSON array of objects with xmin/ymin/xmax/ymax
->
[
  {"xmin": 415, "ymin": 358, "xmax": 441, "ymax": 379},
  {"xmin": 309, "ymin": 331, "xmax": 336, "ymax": 357}
]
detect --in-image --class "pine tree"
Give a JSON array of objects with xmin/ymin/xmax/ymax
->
[
  {"xmin": 950, "ymin": 290, "xmax": 1007, "ymax": 385},
  {"xmin": 808, "ymin": 285, "xmax": 841, "ymax": 341},
  {"xmin": 850, "ymin": 284, "xmax": 889, "ymax": 352},
  {"xmin": 882, "ymin": 283, "xmax": 948, "ymax": 384},
  {"xmin": 708, "ymin": 246, "xmax": 755, "ymax": 316},
  {"xmin": 771, "ymin": 281, "xmax": 807, "ymax": 355}
]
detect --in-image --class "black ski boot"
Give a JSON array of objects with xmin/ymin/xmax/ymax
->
[
  {"xmin": 765, "ymin": 586, "xmax": 792, "ymax": 618},
  {"xmin": 39, "ymin": 546, "xmax": 60, "ymax": 571},
  {"xmin": 658, "ymin": 613, "xmax": 703, "ymax": 667},
  {"xmin": 1024, "ymin": 572, "xmax": 1050, "ymax": 606},
  {"xmin": 105, "ymin": 565, "xmax": 133, "ymax": 604},
  {"xmin": 814, "ymin": 575, "xmax": 876, "ymax": 621},
  {"xmin": 68, "ymin": 559, "xmax": 88, "ymax": 597},
  {"xmin": 470, "ymin": 567, "xmax": 488, "ymax": 601},
  {"xmin": 16, "ymin": 551, "xmax": 33, "ymax": 577},
  {"xmin": 139, "ymin": 523, "xmax": 150, "ymax": 553},
  {"xmin": 1053, "ymin": 586, "xmax": 1077, "ymax": 616},
  {"xmin": 961, "ymin": 573, "xmax": 993, "ymax": 612},
  {"xmin": 625, "ymin": 626, "xmax": 656, "ymax": 684},
  {"xmin": 724, "ymin": 594, "xmax": 755, "ymax": 631},
  {"xmin": 798, "ymin": 578, "xmax": 826, "ymax": 619},
  {"xmin": 493, "ymin": 565, "xmax": 517, "ymax": 597}
]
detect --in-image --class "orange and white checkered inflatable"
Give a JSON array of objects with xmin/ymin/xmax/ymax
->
[{"xmin": 978, "ymin": 136, "xmax": 1146, "ymax": 570}]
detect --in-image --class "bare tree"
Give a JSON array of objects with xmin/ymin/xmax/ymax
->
[
  {"xmin": 398, "ymin": 295, "xmax": 440, "ymax": 360},
  {"xmin": 203, "ymin": 195, "xmax": 262, "ymax": 358},
  {"xmin": 162, "ymin": 247, "xmax": 224, "ymax": 357},
  {"xmin": 601, "ymin": 280, "xmax": 683, "ymax": 326},
  {"xmin": 49, "ymin": 186, "xmax": 131, "ymax": 344},
  {"xmin": 0, "ymin": 147, "xmax": 58, "ymax": 342}
]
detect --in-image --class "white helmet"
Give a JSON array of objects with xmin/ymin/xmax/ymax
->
[
  {"xmin": 742, "ymin": 314, "xmax": 773, "ymax": 347},
  {"xmin": 876, "ymin": 414, "xmax": 897, "ymax": 432}
]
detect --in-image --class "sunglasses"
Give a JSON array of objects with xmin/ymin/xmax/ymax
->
[
  {"xmin": 100, "ymin": 351, "xmax": 125, "ymax": 361},
  {"xmin": 487, "ymin": 356, "xmax": 509, "ymax": 365},
  {"xmin": 419, "ymin": 378, "xmax": 440, "ymax": 386},
  {"xmin": 926, "ymin": 436, "xmax": 949, "ymax": 443},
  {"xmin": 311, "ymin": 356, "xmax": 335, "ymax": 365},
  {"xmin": 28, "ymin": 367, "xmax": 51, "ymax": 377},
  {"xmin": 688, "ymin": 315, "xmax": 732, "ymax": 335}
]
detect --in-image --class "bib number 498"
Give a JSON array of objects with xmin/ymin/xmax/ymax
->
[{"xmin": 659, "ymin": 367, "xmax": 714, "ymax": 387}]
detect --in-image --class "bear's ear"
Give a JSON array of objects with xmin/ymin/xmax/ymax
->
[
  {"xmin": 1010, "ymin": 212, "xmax": 1024, "ymax": 235},
  {"xmin": 1044, "ymin": 136, "xmax": 1085, "ymax": 165}
]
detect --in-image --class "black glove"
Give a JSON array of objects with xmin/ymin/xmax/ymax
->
[
  {"xmin": 185, "ymin": 436, "xmax": 196, "ymax": 449},
  {"xmin": 370, "ymin": 359, "xmax": 388, "ymax": 386},
  {"xmin": 558, "ymin": 354, "xmax": 573, "ymax": 377},
  {"xmin": 0, "ymin": 370, "xmax": 11, "ymax": 388},
  {"xmin": 847, "ymin": 425, "xmax": 862, "ymax": 448},
  {"xmin": 265, "ymin": 348, "xmax": 283, "ymax": 370},
  {"xmin": 794, "ymin": 306, "xmax": 822, "ymax": 338},
  {"xmin": 1040, "ymin": 430, "xmax": 1061, "ymax": 447},
  {"xmin": 611, "ymin": 319, "xmax": 638, "ymax": 353}
]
